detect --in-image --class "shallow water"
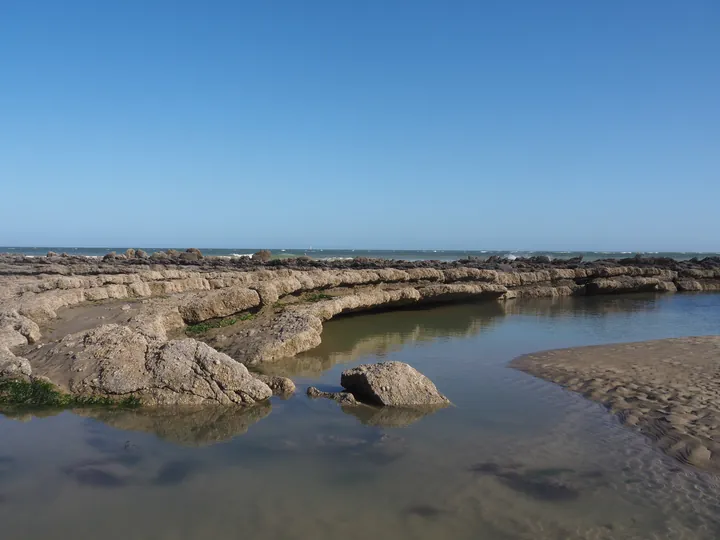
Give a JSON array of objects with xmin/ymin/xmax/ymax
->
[{"xmin": 2, "ymin": 293, "xmax": 720, "ymax": 539}]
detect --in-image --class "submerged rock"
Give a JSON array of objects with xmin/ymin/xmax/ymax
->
[
  {"xmin": 307, "ymin": 386, "xmax": 359, "ymax": 405},
  {"xmin": 340, "ymin": 362, "xmax": 450, "ymax": 407}
]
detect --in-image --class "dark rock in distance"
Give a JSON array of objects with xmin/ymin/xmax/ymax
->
[{"xmin": 253, "ymin": 250, "xmax": 272, "ymax": 263}]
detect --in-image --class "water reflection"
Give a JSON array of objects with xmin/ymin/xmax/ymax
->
[
  {"xmin": 499, "ymin": 293, "xmax": 666, "ymax": 317},
  {"xmin": 77, "ymin": 403, "xmax": 272, "ymax": 446},
  {"xmin": 1, "ymin": 295, "xmax": 720, "ymax": 539},
  {"xmin": 341, "ymin": 404, "xmax": 447, "ymax": 428},
  {"xmin": 259, "ymin": 302, "xmax": 506, "ymax": 377}
]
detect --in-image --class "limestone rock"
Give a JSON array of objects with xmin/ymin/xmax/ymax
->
[
  {"xmin": 0, "ymin": 347, "xmax": 32, "ymax": 380},
  {"xmin": 341, "ymin": 361, "xmax": 450, "ymax": 406},
  {"xmin": 586, "ymin": 277, "xmax": 660, "ymax": 295},
  {"xmin": 39, "ymin": 325, "xmax": 272, "ymax": 406},
  {"xmin": 255, "ymin": 374, "xmax": 296, "ymax": 396},
  {"xmin": 0, "ymin": 310, "xmax": 41, "ymax": 345},
  {"xmin": 307, "ymin": 386, "xmax": 359, "ymax": 405},
  {"xmin": 179, "ymin": 287, "xmax": 260, "ymax": 324},
  {"xmin": 186, "ymin": 248, "xmax": 203, "ymax": 258}
]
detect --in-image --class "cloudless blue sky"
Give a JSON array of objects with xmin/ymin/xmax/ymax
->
[{"xmin": 1, "ymin": 0, "xmax": 719, "ymax": 250}]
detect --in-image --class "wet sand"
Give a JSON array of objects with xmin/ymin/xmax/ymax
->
[{"xmin": 513, "ymin": 336, "xmax": 720, "ymax": 471}]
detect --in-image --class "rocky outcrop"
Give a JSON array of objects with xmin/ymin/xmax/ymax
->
[
  {"xmin": 34, "ymin": 324, "xmax": 272, "ymax": 406},
  {"xmin": 1, "ymin": 254, "xmax": 719, "ymax": 406},
  {"xmin": 340, "ymin": 362, "xmax": 450, "ymax": 407},
  {"xmin": 179, "ymin": 287, "xmax": 260, "ymax": 324},
  {"xmin": 0, "ymin": 347, "xmax": 32, "ymax": 380}
]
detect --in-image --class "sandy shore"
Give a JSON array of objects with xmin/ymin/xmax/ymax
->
[{"xmin": 512, "ymin": 336, "xmax": 720, "ymax": 471}]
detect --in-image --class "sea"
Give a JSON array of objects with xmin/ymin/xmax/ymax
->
[{"xmin": 2, "ymin": 246, "xmax": 719, "ymax": 261}]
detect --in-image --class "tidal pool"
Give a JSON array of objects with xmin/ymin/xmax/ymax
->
[{"xmin": 2, "ymin": 293, "xmax": 720, "ymax": 539}]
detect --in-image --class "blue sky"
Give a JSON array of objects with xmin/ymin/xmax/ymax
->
[{"xmin": 1, "ymin": 1, "xmax": 719, "ymax": 251}]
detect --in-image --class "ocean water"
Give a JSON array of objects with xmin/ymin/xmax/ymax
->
[
  {"xmin": 2, "ymin": 246, "xmax": 719, "ymax": 261},
  {"xmin": 2, "ymin": 293, "xmax": 720, "ymax": 539}
]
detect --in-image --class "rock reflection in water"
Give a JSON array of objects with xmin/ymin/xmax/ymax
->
[
  {"xmin": 77, "ymin": 402, "xmax": 271, "ymax": 446},
  {"xmin": 260, "ymin": 302, "xmax": 506, "ymax": 377},
  {"xmin": 499, "ymin": 293, "xmax": 665, "ymax": 318},
  {"xmin": 341, "ymin": 404, "xmax": 447, "ymax": 428}
]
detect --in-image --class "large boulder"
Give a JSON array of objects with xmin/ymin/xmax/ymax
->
[
  {"xmin": 37, "ymin": 324, "xmax": 272, "ymax": 406},
  {"xmin": 340, "ymin": 362, "xmax": 449, "ymax": 406}
]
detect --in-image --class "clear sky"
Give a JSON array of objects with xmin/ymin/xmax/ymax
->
[{"xmin": 1, "ymin": 1, "xmax": 719, "ymax": 251}]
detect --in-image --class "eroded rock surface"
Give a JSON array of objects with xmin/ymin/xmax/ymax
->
[
  {"xmin": 0, "ymin": 254, "xmax": 719, "ymax": 405},
  {"xmin": 307, "ymin": 386, "xmax": 359, "ymax": 405},
  {"xmin": 33, "ymin": 325, "xmax": 272, "ymax": 406},
  {"xmin": 255, "ymin": 374, "xmax": 296, "ymax": 396},
  {"xmin": 341, "ymin": 362, "xmax": 450, "ymax": 407}
]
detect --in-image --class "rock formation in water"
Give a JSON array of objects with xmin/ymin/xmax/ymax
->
[
  {"xmin": 341, "ymin": 362, "xmax": 450, "ymax": 406},
  {"xmin": 307, "ymin": 386, "xmax": 359, "ymax": 405},
  {"xmin": 0, "ymin": 253, "xmax": 718, "ymax": 405}
]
